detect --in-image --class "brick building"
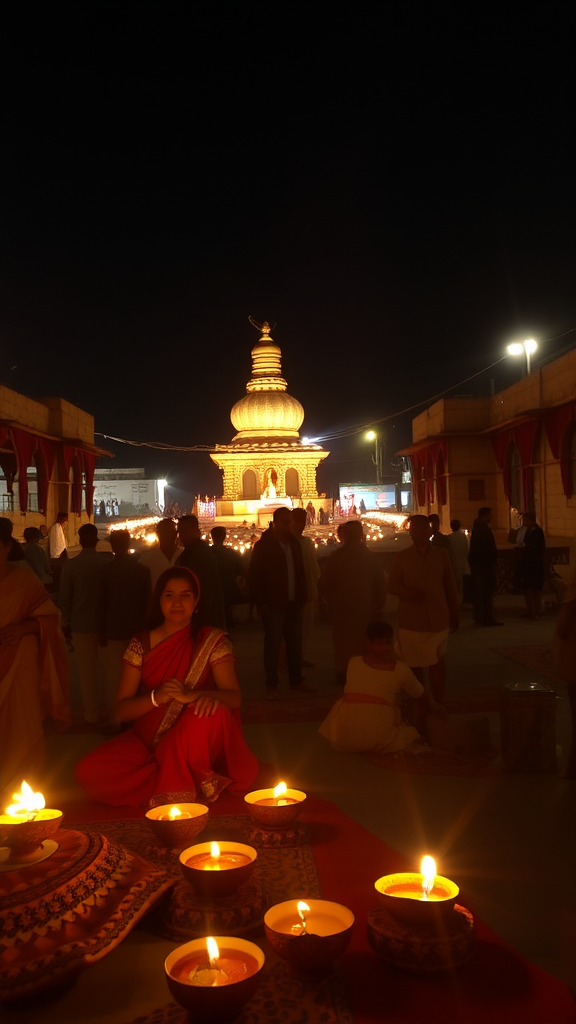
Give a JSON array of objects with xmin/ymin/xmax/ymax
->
[
  {"xmin": 398, "ymin": 347, "xmax": 576, "ymax": 543},
  {"xmin": 0, "ymin": 385, "xmax": 110, "ymax": 541}
]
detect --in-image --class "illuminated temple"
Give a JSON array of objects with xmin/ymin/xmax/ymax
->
[{"xmin": 211, "ymin": 321, "xmax": 329, "ymax": 523}]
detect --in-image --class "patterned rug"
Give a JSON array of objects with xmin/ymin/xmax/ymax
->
[
  {"xmin": 491, "ymin": 645, "xmax": 558, "ymax": 681},
  {"xmin": 65, "ymin": 817, "xmax": 352, "ymax": 1024}
]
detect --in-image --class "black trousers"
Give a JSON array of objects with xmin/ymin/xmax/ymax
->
[
  {"xmin": 262, "ymin": 602, "xmax": 303, "ymax": 691},
  {"xmin": 472, "ymin": 565, "xmax": 496, "ymax": 624}
]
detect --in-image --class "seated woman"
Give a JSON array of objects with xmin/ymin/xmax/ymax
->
[
  {"xmin": 319, "ymin": 621, "xmax": 435, "ymax": 754},
  {"xmin": 76, "ymin": 567, "xmax": 259, "ymax": 806},
  {"xmin": 0, "ymin": 517, "xmax": 69, "ymax": 793}
]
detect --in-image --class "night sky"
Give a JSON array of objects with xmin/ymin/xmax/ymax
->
[{"xmin": 1, "ymin": 1, "xmax": 574, "ymax": 504}]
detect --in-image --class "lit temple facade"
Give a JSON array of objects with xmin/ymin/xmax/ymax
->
[{"xmin": 211, "ymin": 321, "xmax": 329, "ymax": 523}]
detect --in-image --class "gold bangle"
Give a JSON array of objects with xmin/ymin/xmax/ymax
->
[{"xmin": 151, "ymin": 689, "xmax": 160, "ymax": 707}]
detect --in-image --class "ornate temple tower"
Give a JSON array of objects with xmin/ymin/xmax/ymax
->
[{"xmin": 211, "ymin": 320, "xmax": 329, "ymax": 522}]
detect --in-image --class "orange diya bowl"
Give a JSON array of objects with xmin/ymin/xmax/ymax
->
[
  {"xmin": 0, "ymin": 809, "xmax": 63, "ymax": 862},
  {"xmin": 375, "ymin": 870, "xmax": 459, "ymax": 926},
  {"xmin": 180, "ymin": 841, "xmax": 257, "ymax": 900},
  {"xmin": 145, "ymin": 803, "xmax": 209, "ymax": 848},
  {"xmin": 244, "ymin": 787, "xmax": 306, "ymax": 829},
  {"xmin": 264, "ymin": 899, "xmax": 354, "ymax": 978},
  {"xmin": 165, "ymin": 936, "xmax": 265, "ymax": 1020}
]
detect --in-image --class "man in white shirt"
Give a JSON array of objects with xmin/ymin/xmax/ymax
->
[
  {"xmin": 49, "ymin": 512, "xmax": 68, "ymax": 559},
  {"xmin": 139, "ymin": 518, "xmax": 181, "ymax": 590}
]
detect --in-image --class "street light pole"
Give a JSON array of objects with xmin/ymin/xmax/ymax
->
[
  {"xmin": 365, "ymin": 430, "xmax": 383, "ymax": 485},
  {"xmin": 507, "ymin": 339, "xmax": 537, "ymax": 376}
]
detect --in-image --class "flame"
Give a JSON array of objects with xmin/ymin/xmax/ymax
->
[
  {"xmin": 420, "ymin": 855, "xmax": 436, "ymax": 897},
  {"xmin": 206, "ymin": 936, "xmax": 220, "ymax": 966},
  {"xmin": 6, "ymin": 780, "xmax": 45, "ymax": 818},
  {"xmin": 168, "ymin": 806, "xmax": 182, "ymax": 820},
  {"xmin": 297, "ymin": 900, "xmax": 310, "ymax": 922},
  {"xmin": 210, "ymin": 842, "xmax": 220, "ymax": 861},
  {"xmin": 273, "ymin": 782, "xmax": 287, "ymax": 800}
]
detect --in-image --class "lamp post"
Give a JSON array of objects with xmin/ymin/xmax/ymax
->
[
  {"xmin": 365, "ymin": 430, "xmax": 383, "ymax": 485},
  {"xmin": 507, "ymin": 339, "xmax": 537, "ymax": 376}
]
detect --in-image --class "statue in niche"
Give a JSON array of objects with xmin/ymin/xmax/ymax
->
[{"xmin": 262, "ymin": 468, "xmax": 278, "ymax": 500}]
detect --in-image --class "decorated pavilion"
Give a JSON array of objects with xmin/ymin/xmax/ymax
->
[{"xmin": 211, "ymin": 321, "xmax": 329, "ymax": 523}]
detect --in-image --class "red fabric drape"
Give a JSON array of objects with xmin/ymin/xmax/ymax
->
[
  {"xmin": 492, "ymin": 419, "xmax": 540, "ymax": 504},
  {"xmin": 70, "ymin": 452, "xmax": 83, "ymax": 513},
  {"xmin": 82, "ymin": 451, "xmax": 97, "ymax": 517},
  {"xmin": 544, "ymin": 402, "xmax": 576, "ymax": 498},
  {"xmin": 11, "ymin": 428, "xmax": 36, "ymax": 512},
  {"xmin": 37, "ymin": 437, "xmax": 57, "ymax": 515}
]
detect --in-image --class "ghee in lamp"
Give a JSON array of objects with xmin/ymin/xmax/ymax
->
[
  {"xmin": 157, "ymin": 806, "xmax": 192, "ymax": 821},
  {"xmin": 254, "ymin": 781, "xmax": 297, "ymax": 807},
  {"xmin": 185, "ymin": 842, "xmax": 252, "ymax": 872},
  {"xmin": 375, "ymin": 856, "xmax": 459, "ymax": 922},
  {"xmin": 0, "ymin": 780, "xmax": 46, "ymax": 824},
  {"xmin": 171, "ymin": 937, "xmax": 259, "ymax": 988}
]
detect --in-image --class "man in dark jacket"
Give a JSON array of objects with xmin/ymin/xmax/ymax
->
[
  {"xmin": 469, "ymin": 507, "xmax": 503, "ymax": 626},
  {"xmin": 249, "ymin": 506, "xmax": 312, "ymax": 698},
  {"xmin": 177, "ymin": 516, "xmax": 226, "ymax": 629}
]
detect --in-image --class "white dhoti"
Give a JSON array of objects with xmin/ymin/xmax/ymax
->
[{"xmin": 398, "ymin": 628, "xmax": 449, "ymax": 668}]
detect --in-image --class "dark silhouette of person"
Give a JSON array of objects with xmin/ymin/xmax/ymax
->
[{"xmin": 176, "ymin": 515, "xmax": 226, "ymax": 629}]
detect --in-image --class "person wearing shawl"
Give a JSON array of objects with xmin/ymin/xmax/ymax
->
[
  {"xmin": 76, "ymin": 566, "xmax": 258, "ymax": 806},
  {"xmin": 0, "ymin": 517, "xmax": 70, "ymax": 793}
]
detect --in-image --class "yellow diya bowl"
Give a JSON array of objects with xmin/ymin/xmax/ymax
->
[
  {"xmin": 264, "ymin": 899, "xmax": 354, "ymax": 978},
  {"xmin": 244, "ymin": 783, "xmax": 306, "ymax": 829},
  {"xmin": 165, "ymin": 935, "xmax": 265, "ymax": 1020},
  {"xmin": 145, "ymin": 803, "xmax": 209, "ymax": 848},
  {"xmin": 375, "ymin": 859, "xmax": 459, "ymax": 926}
]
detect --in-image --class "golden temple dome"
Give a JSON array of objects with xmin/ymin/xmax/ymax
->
[{"xmin": 230, "ymin": 322, "xmax": 305, "ymax": 442}]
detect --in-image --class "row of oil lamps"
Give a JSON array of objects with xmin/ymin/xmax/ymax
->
[{"xmin": 0, "ymin": 781, "xmax": 461, "ymax": 1019}]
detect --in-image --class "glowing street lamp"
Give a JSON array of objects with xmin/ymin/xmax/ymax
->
[
  {"xmin": 507, "ymin": 338, "xmax": 537, "ymax": 375},
  {"xmin": 365, "ymin": 430, "xmax": 383, "ymax": 484}
]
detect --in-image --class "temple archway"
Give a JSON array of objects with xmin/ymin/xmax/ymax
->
[
  {"xmin": 285, "ymin": 467, "xmax": 299, "ymax": 496},
  {"xmin": 262, "ymin": 468, "xmax": 278, "ymax": 498},
  {"xmin": 242, "ymin": 468, "xmax": 259, "ymax": 499}
]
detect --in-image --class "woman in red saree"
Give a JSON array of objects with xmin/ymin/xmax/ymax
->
[{"xmin": 76, "ymin": 567, "xmax": 258, "ymax": 806}]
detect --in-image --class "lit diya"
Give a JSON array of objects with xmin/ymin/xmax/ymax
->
[
  {"xmin": 165, "ymin": 935, "xmax": 265, "ymax": 1019},
  {"xmin": 264, "ymin": 899, "xmax": 354, "ymax": 978},
  {"xmin": 180, "ymin": 841, "xmax": 257, "ymax": 899},
  {"xmin": 0, "ymin": 781, "xmax": 63, "ymax": 868},
  {"xmin": 244, "ymin": 781, "xmax": 306, "ymax": 828},
  {"xmin": 145, "ymin": 802, "xmax": 208, "ymax": 848},
  {"xmin": 374, "ymin": 855, "xmax": 459, "ymax": 924}
]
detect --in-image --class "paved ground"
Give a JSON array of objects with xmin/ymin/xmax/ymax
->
[{"xmin": 49, "ymin": 585, "xmax": 576, "ymax": 1006}]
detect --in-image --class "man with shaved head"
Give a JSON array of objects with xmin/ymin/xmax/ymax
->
[{"xmin": 387, "ymin": 514, "xmax": 459, "ymax": 703}]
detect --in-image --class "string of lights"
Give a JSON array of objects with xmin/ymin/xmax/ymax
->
[{"xmin": 95, "ymin": 327, "xmax": 575, "ymax": 452}]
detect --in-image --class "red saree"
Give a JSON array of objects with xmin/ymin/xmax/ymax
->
[{"xmin": 76, "ymin": 626, "xmax": 258, "ymax": 807}]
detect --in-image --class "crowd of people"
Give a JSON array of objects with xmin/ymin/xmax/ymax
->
[{"xmin": 1, "ymin": 502, "xmax": 574, "ymax": 802}]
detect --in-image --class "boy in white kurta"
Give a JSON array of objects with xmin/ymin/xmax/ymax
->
[{"xmin": 319, "ymin": 621, "xmax": 427, "ymax": 753}]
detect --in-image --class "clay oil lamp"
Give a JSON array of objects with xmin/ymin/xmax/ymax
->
[
  {"xmin": 180, "ymin": 841, "xmax": 257, "ymax": 900},
  {"xmin": 374, "ymin": 855, "xmax": 459, "ymax": 926},
  {"xmin": 165, "ymin": 935, "xmax": 265, "ymax": 1020},
  {"xmin": 0, "ymin": 780, "xmax": 63, "ymax": 867},
  {"xmin": 244, "ymin": 781, "xmax": 306, "ymax": 829},
  {"xmin": 145, "ymin": 802, "xmax": 208, "ymax": 848},
  {"xmin": 264, "ymin": 899, "xmax": 354, "ymax": 978}
]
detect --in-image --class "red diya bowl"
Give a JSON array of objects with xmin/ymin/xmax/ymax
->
[
  {"xmin": 0, "ymin": 809, "xmax": 63, "ymax": 862},
  {"xmin": 165, "ymin": 936, "xmax": 265, "ymax": 1020},
  {"xmin": 180, "ymin": 841, "xmax": 257, "ymax": 900},
  {"xmin": 374, "ymin": 872, "xmax": 460, "ymax": 926},
  {"xmin": 244, "ymin": 788, "xmax": 306, "ymax": 829},
  {"xmin": 145, "ymin": 803, "xmax": 209, "ymax": 848},
  {"xmin": 264, "ymin": 899, "xmax": 354, "ymax": 978}
]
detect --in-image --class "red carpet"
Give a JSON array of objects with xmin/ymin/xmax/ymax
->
[{"xmin": 63, "ymin": 793, "xmax": 575, "ymax": 1024}]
